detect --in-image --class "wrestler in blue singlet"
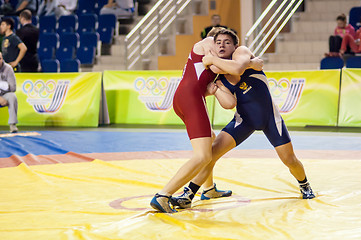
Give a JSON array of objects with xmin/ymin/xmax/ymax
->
[{"xmin": 221, "ymin": 69, "xmax": 291, "ymax": 147}]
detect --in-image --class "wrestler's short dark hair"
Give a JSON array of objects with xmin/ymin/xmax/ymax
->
[
  {"xmin": 213, "ymin": 28, "xmax": 239, "ymax": 46},
  {"xmin": 207, "ymin": 27, "xmax": 226, "ymax": 37},
  {"xmin": 1, "ymin": 17, "xmax": 14, "ymax": 30}
]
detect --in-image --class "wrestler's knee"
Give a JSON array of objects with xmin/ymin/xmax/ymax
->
[
  {"xmin": 193, "ymin": 151, "xmax": 213, "ymax": 166},
  {"xmin": 282, "ymin": 154, "xmax": 300, "ymax": 168}
]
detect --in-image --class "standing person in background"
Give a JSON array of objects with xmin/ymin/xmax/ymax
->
[
  {"xmin": 0, "ymin": 17, "xmax": 27, "ymax": 72},
  {"xmin": 0, "ymin": 52, "xmax": 18, "ymax": 133},
  {"xmin": 200, "ymin": 14, "xmax": 229, "ymax": 39},
  {"xmin": 100, "ymin": 0, "xmax": 135, "ymax": 18},
  {"xmin": 17, "ymin": 9, "xmax": 39, "ymax": 72},
  {"xmin": 327, "ymin": 14, "xmax": 356, "ymax": 57}
]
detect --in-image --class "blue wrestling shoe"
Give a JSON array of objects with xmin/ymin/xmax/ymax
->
[
  {"xmin": 299, "ymin": 182, "xmax": 315, "ymax": 199},
  {"xmin": 170, "ymin": 187, "xmax": 194, "ymax": 209},
  {"xmin": 200, "ymin": 183, "xmax": 232, "ymax": 200},
  {"xmin": 150, "ymin": 193, "xmax": 177, "ymax": 213}
]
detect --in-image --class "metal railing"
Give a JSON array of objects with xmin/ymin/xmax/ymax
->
[
  {"xmin": 125, "ymin": 0, "xmax": 192, "ymax": 70},
  {"xmin": 245, "ymin": 0, "xmax": 304, "ymax": 57}
]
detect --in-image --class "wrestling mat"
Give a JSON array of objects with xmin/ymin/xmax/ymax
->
[{"xmin": 1, "ymin": 130, "xmax": 361, "ymax": 239}]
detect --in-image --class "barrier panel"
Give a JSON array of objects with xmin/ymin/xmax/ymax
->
[
  {"xmin": 338, "ymin": 68, "xmax": 361, "ymax": 127},
  {"xmin": 103, "ymin": 70, "xmax": 215, "ymax": 125},
  {"xmin": 3, "ymin": 69, "xmax": 360, "ymax": 129},
  {"xmin": 213, "ymin": 70, "xmax": 341, "ymax": 127},
  {"xmin": 0, "ymin": 72, "xmax": 102, "ymax": 127}
]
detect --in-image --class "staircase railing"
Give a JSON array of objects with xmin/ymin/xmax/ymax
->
[
  {"xmin": 125, "ymin": 0, "xmax": 192, "ymax": 70},
  {"xmin": 245, "ymin": 0, "xmax": 304, "ymax": 57}
]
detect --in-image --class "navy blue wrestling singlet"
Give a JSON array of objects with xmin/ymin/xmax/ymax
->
[{"xmin": 221, "ymin": 69, "xmax": 291, "ymax": 147}]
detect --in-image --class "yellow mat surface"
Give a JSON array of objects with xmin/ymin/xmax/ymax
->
[{"xmin": 1, "ymin": 158, "xmax": 360, "ymax": 239}]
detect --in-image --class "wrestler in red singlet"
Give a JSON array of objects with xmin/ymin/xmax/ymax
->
[{"xmin": 173, "ymin": 49, "xmax": 217, "ymax": 140}]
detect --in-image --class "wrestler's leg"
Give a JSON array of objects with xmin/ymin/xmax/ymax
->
[
  {"xmin": 151, "ymin": 137, "xmax": 213, "ymax": 212},
  {"xmin": 160, "ymin": 137, "xmax": 213, "ymax": 195},
  {"xmin": 275, "ymin": 142, "xmax": 305, "ymax": 181},
  {"xmin": 194, "ymin": 131, "xmax": 236, "ymax": 188}
]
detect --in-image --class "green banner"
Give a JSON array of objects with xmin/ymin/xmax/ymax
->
[
  {"xmin": 103, "ymin": 70, "xmax": 216, "ymax": 125},
  {"xmin": 0, "ymin": 72, "xmax": 102, "ymax": 127},
  {"xmin": 338, "ymin": 68, "xmax": 361, "ymax": 127},
  {"xmin": 213, "ymin": 70, "xmax": 341, "ymax": 127}
]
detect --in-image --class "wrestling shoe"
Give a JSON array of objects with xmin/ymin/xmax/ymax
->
[
  {"xmin": 150, "ymin": 193, "xmax": 177, "ymax": 213},
  {"xmin": 169, "ymin": 187, "xmax": 194, "ymax": 209},
  {"xmin": 200, "ymin": 183, "xmax": 232, "ymax": 200},
  {"xmin": 299, "ymin": 182, "xmax": 315, "ymax": 199}
]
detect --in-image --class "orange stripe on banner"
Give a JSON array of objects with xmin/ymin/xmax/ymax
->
[
  {"xmin": 1, "ymin": 150, "xmax": 360, "ymax": 168},
  {"xmin": 0, "ymin": 152, "xmax": 95, "ymax": 168}
]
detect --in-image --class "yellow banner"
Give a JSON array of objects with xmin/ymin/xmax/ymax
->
[
  {"xmin": 213, "ymin": 70, "xmax": 341, "ymax": 127},
  {"xmin": 0, "ymin": 73, "xmax": 102, "ymax": 127},
  {"xmin": 103, "ymin": 70, "xmax": 195, "ymax": 125},
  {"xmin": 338, "ymin": 68, "xmax": 361, "ymax": 126}
]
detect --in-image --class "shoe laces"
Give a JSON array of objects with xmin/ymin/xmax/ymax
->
[{"xmin": 179, "ymin": 187, "xmax": 193, "ymax": 200}]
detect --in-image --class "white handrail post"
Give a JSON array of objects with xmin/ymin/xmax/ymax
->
[
  {"xmin": 125, "ymin": 38, "xmax": 128, "ymax": 69},
  {"xmin": 138, "ymin": 28, "xmax": 142, "ymax": 68}
]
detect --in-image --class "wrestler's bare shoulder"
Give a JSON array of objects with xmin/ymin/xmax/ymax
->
[
  {"xmin": 193, "ymin": 37, "xmax": 214, "ymax": 55},
  {"xmin": 233, "ymin": 46, "xmax": 255, "ymax": 58}
]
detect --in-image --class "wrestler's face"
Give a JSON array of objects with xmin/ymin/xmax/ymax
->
[{"xmin": 214, "ymin": 34, "xmax": 237, "ymax": 59}]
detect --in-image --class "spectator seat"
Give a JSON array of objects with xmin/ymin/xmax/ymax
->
[
  {"xmin": 60, "ymin": 59, "xmax": 81, "ymax": 72},
  {"xmin": 56, "ymin": 45, "xmax": 76, "ymax": 61},
  {"xmin": 39, "ymin": 15, "xmax": 57, "ymax": 33},
  {"xmin": 59, "ymin": 32, "xmax": 79, "ymax": 48},
  {"xmin": 346, "ymin": 56, "xmax": 361, "ymax": 68},
  {"xmin": 349, "ymin": 7, "xmax": 361, "ymax": 30},
  {"xmin": 77, "ymin": 13, "xmax": 98, "ymax": 33},
  {"xmin": 320, "ymin": 57, "xmax": 344, "ymax": 69},
  {"xmin": 57, "ymin": 15, "xmax": 78, "ymax": 34},
  {"xmin": 97, "ymin": 14, "xmax": 116, "ymax": 44},
  {"xmin": 41, "ymin": 59, "xmax": 59, "ymax": 72},
  {"xmin": 76, "ymin": 0, "xmax": 96, "ymax": 15}
]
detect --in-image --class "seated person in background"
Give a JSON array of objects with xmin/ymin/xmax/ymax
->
[
  {"xmin": 54, "ymin": 0, "xmax": 78, "ymax": 18},
  {"xmin": 17, "ymin": 9, "xmax": 40, "ymax": 72},
  {"xmin": 0, "ymin": 0, "xmax": 14, "ymax": 15},
  {"xmin": 327, "ymin": 14, "xmax": 356, "ymax": 57},
  {"xmin": 201, "ymin": 14, "xmax": 230, "ymax": 39},
  {"xmin": 340, "ymin": 27, "xmax": 361, "ymax": 55},
  {"xmin": 100, "ymin": 0, "xmax": 135, "ymax": 18},
  {"xmin": 0, "ymin": 52, "xmax": 19, "ymax": 133},
  {"xmin": 14, "ymin": 0, "xmax": 38, "ymax": 15},
  {"xmin": 37, "ymin": 0, "xmax": 56, "ymax": 16}
]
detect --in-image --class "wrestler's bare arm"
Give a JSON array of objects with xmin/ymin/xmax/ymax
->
[
  {"xmin": 205, "ymin": 80, "xmax": 236, "ymax": 109},
  {"xmin": 193, "ymin": 37, "xmax": 215, "ymax": 55},
  {"xmin": 204, "ymin": 46, "xmax": 264, "ymax": 76},
  {"xmin": 203, "ymin": 46, "xmax": 252, "ymax": 76},
  {"xmin": 213, "ymin": 80, "xmax": 236, "ymax": 109}
]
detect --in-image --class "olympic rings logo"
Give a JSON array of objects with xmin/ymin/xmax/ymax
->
[
  {"xmin": 268, "ymin": 78, "xmax": 290, "ymax": 98},
  {"xmin": 134, "ymin": 77, "xmax": 169, "ymax": 96},
  {"xmin": 22, "ymin": 79, "xmax": 57, "ymax": 98}
]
